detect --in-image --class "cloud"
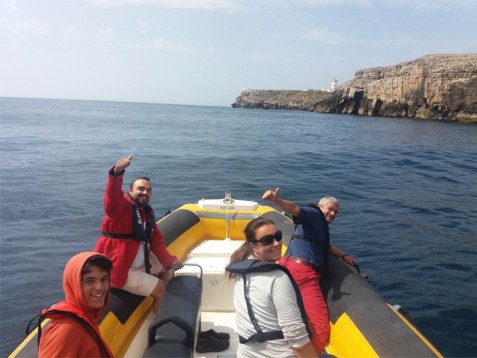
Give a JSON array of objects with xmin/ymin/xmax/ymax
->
[
  {"xmin": 297, "ymin": 0, "xmax": 371, "ymax": 5},
  {"xmin": 276, "ymin": 27, "xmax": 347, "ymax": 45},
  {"xmin": 304, "ymin": 27, "xmax": 347, "ymax": 44},
  {"xmin": 125, "ymin": 36, "xmax": 198, "ymax": 52},
  {"xmin": 299, "ymin": 0, "xmax": 472, "ymax": 7},
  {"xmin": 96, "ymin": 27, "xmax": 116, "ymax": 42},
  {"xmin": 1, "ymin": 18, "xmax": 49, "ymax": 38},
  {"xmin": 8, "ymin": 0, "xmax": 18, "ymax": 13},
  {"xmin": 62, "ymin": 26, "xmax": 80, "ymax": 39},
  {"xmin": 109, "ymin": 32, "xmax": 274, "ymax": 61},
  {"xmin": 83, "ymin": 0, "xmax": 247, "ymax": 12}
]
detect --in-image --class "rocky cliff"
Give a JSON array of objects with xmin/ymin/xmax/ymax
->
[{"xmin": 232, "ymin": 54, "xmax": 477, "ymax": 123}]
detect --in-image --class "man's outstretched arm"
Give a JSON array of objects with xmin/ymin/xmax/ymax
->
[{"xmin": 262, "ymin": 188, "xmax": 300, "ymax": 217}]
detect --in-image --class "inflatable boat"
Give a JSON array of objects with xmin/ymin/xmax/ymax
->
[{"xmin": 10, "ymin": 194, "xmax": 442, "ymax": 357}]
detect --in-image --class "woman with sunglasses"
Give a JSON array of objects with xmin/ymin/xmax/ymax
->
[{"xmin": 226, "ymin": 217, "xmax": 316, "ymax": 358}]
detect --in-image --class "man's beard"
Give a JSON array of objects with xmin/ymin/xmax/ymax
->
[{"xmin": 135, "ymin": 196, "xmax": 149, "ymax": 208}]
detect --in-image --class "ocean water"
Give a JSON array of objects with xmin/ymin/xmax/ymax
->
[{"xmin": 1, "ymin": 97, "xmax": 476, "ymax": 357}]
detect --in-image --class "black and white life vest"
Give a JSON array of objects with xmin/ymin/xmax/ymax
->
[
  {"xmin": 225, "ymin": 259, "xmax": 311, "ymax": 344},
  {"xmin": 101, "ymin": 195, "xmax": 156, "ymax": 273}
]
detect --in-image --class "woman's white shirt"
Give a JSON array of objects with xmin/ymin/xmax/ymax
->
[{"xmin": 234, "ymin": 270, "xmax": 310, "ymax": 358}]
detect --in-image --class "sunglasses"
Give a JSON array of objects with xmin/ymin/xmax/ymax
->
[{"xmin": 253, "ymin": 230, "xmax": 283, "ymax": 246}]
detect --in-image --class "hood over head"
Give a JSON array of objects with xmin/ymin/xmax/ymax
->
[{"xmin": 62, "ymin": 251, "xmax": 111, "ymax": 321}]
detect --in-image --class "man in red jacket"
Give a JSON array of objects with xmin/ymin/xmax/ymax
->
[{"xmin": 94, "ymin": 155, "xmax": 183, "ymax": 313}]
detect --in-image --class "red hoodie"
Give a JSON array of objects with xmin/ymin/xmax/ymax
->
[{"xmin": 39, "ymin": 252, "xmax": 114, "ymax": 358}]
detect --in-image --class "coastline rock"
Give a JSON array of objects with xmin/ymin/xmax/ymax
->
[
  {"xmin": 232, "ymin": 89, "xmax": 335, "ymax": 112},
  {"xmin": 232, "ymin": 54, "xmax": 477, "ymax": 123}
]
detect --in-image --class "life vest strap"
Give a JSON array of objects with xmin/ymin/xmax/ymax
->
[
  {"xmin": 239, "ymin": 330, "xmax": 284, "ymax": 344},
  {"xmin": 101, "ymin": 231, "xmax": 135, "ymax": 239}
]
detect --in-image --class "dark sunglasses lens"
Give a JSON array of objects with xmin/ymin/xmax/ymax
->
[
  {"xmin": 259, "ymin": 231, "xmax": 282, "ymax": 246},
  {"xmin": 260, "ymin": 235, "xmax": 275, "ymax": 246}
]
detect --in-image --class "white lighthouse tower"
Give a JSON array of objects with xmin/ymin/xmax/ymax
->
[{"xmin": 330, "ymin": 78, "xmax": 338, "ymax": 92}]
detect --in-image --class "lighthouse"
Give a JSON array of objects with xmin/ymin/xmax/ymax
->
[{"xmin": 330, "ymin": 78, "xmax": 338, "ymax": 92}]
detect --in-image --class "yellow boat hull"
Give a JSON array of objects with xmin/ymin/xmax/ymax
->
[{"xmin": 9, "ymin": 198, "xmax": 442, "ymax": 358}]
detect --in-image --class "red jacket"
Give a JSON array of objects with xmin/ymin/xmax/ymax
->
[
  {"xmin": 39, "ymin": 252, "xmax": 114, "ymax": 358},
  {"xmin": 94, "ymin": 169, "xmax": 176, "ymax": 288}
]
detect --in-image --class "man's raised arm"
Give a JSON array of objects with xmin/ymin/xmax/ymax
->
[{"xmin": 262, "ymin": 188, "xmax": 300, "ymax": 217}]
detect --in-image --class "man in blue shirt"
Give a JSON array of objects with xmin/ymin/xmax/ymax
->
[{"xmin": 262, "ymin": 188, "xmax": 356, "ymax": 354}]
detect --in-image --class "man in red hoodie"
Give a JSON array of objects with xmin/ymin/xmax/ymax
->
[
  {"xmin": 39, "ymin": 252, "xmax": 114, "ymax": 357},
  {"xmin": 94, "ymin": 155, "xmax": 183, "ymax": 313}
]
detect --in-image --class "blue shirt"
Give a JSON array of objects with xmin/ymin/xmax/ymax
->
[{"xmin": 284, "ymin": 205, "xmax": 331, "ymax": 269}]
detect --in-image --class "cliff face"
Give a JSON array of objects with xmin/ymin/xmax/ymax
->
[
  {"xmin": 232, "ymin": 89, "xmax": 335, "ymax": 112},
  {"xmin": 232, "ymin": 54, "xmax": 477, "ymax": 123}
]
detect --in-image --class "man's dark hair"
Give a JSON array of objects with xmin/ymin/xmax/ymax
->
[
  {"xmin": 129, "ymin": 176, "xmax": 151, "ymax": 190},
  {"xmin": 82, "ymin": 254, "xmax": 113, "ymax": 274}
]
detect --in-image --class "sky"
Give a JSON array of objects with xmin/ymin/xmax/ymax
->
[{"xmin": 1, "ymin": 0, "xmax": 476, "ymax": 107}]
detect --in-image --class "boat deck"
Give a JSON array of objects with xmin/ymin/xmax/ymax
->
[
  {"xmin": 198, "ymin": 311, "xmax": 238, "ymax": 358},
  {"xmin": 179, "ymin": 239, "xmax": 242, "ymax": 358}
]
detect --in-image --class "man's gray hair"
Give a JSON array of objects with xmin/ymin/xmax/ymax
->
[{"xmin": 318, "ymin": 196, "xmax": 340, "ymax": 207}]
